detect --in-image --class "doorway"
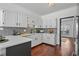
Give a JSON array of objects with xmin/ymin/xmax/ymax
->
[{"xmin": 60, "ymin": 16, "xmax": 77, "ymax": 56}]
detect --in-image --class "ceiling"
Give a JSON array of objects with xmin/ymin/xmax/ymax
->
[{"xmin": 16, "ymin": 3, "xmax": 77, "ymax": 15}]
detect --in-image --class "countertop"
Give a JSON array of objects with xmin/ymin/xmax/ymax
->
[{"xmin": 0, "ymin": 35, "xmax": 33, "ymax": 48}]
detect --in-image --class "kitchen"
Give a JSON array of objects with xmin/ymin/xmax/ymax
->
[{"xmin": 0, "ymin": 3, "xmax": 78, "ymax": 56}]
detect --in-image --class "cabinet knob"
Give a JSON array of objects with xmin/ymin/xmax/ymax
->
[
  {"xmin": 3, "ymin": 22, "xmax": 4, "ymax": 24},
  {"xmin": 16, "ymin": 23, "xmax": 18, "ymax": 25},
  {"xmin": 19, "ymin": 23, "xmax": 20, "ymax": 26}
]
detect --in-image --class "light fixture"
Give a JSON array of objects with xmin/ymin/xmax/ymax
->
[{"xmin": 48, "ymin": 0, "xmax": 55, "ymax": 7}]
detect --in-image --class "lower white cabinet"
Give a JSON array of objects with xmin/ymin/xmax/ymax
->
[
  {"xmin": 43, "ymin": 33, "xmax": 55, "ymax": 45},
  {"xmin": 30, "ymin": 33, "xmax": 55, "ymax": 47},
  {"xmin": 28, "ymin": 34, "xmax": 42, "ymax": 47}
]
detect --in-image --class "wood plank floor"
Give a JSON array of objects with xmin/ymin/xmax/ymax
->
[
  {"xmin": 31, "ymin": 44, "xmax": 61, "ymax": 56},
  {"xmin": 31, "ymin": 38, "xmax": 75, "ymax": 56}
]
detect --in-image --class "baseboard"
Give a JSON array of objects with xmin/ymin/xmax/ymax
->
[
  {"xmin": 32, "ymin": 43, "xmax": 56, "ymax": 49},
  {"xmin": 42, "ymin": 43, "xmax": 56, "ymax": 47},
  {"xmin": 32, "ymin": 43, "xmax": 43, "ymax": 49}
]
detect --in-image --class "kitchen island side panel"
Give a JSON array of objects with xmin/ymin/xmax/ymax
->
[{"xmin": 6, "ymin": 41, "xmax": 31, "ymax": 56}]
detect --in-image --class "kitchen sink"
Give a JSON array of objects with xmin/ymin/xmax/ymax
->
[
  {"xmin": 0, "ymin": 39, "xmax": 8, "ymax": 43},
  {"xmin": 0, "ymin": 36, "xmax": 8, "ymax": 43}
]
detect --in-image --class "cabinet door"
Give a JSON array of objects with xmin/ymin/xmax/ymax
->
[
  {"xmin": 43, "ymin": 34, "xmax": 55, "ymax": 45},
  {"xmin": 43, "ymin": 20, "xmax": 47, "ymax": 28},
  {"xmin": 27, "ymin": 17, "xmax": 35, "ymax": 28},
  {"xmin": 31, "ymin": 34, "xmax": 37, "ymax": 47},
  {"xmin": 18, "ymin": 12, "xmax": 27, "ymax": 27},
  {"xmin": 43, "ymin": 34, "xmax": 48, "ymax": 43},
  {"xmin": 0, "ymin": 10, "xmax": 4, "ymax": 26},
  {"xmin": 47, "ymin": 34, "xmax": 55, "ymax": 45},
  {"xmin": 36, "ymin": 34, "xmax": 42, "ymax": 44},
  {"xmin": 17, "ymin": 12, "xmax": 22, "ymax": 27},
  {"xmin": 31, "ymin": 34, "xmax": 42, "ymax": 47},
  {"xmin": 4, "ymin": 10, "xmax": 18, "ymax": 27},
  {"xmin": 51, "ymin": 19, "xmax": 56, "ymax": 28},
  {"xmin": 22, "ymin": 13, "xmax": 27, "ymax": 27}
]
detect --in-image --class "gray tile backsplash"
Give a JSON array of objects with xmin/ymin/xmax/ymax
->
[{"xmin": 0, "ymin": 27, "xmax": 27, "ymax": 36}]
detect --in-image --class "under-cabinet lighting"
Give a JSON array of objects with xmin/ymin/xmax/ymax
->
[{"xmin": 0, "ymin": 28, "xmax": 4, "ymax": 30}]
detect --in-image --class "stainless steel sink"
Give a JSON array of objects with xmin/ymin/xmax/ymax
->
[
  {"xmin": 0, "ymin": 36, "xmax": 8, "ymax": 43},
  {"xmin": 0, "ymin": 39, "xmax": 8, "ymax": 43}
]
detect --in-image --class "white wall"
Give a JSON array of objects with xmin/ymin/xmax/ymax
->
[{"xmin": 41, "ymin": 6, "xmax": 78, "ymax": 44}]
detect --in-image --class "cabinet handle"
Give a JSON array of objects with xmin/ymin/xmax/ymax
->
[
  {"xmin": 19, "ymin": 23, "xmax": 20, "ymax": 26},
  {"xmin": 3, "ymin": 22, "xmax": 4, "ymax": 24},
  {"xmin": 40, "ymin": 26, "xmax": 41, "ymax": 27},
  {"xmin": 16, "ymin": 23, "xmax": 18, "ymax": 25},
  {"xmin": 46, "ymin": 25, "xmax": 47, "ymax": 28}
]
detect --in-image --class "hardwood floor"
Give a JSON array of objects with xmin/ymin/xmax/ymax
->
[
  {"xmin": 31, "ymin": 38, "xmax": 75, "ymax": 56},
  {"xmin": 31, "ymin": 44, "xmax": 61, "ymax": 56}
]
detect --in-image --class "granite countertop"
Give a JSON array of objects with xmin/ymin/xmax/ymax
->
[{"xmin": 0, "ymin": 35, "xmax": 32, "ymax": 48}]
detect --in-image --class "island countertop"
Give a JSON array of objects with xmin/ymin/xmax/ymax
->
[{"xmin": 0, "ymin": 35, "xmax": 33, "ymax": 48}]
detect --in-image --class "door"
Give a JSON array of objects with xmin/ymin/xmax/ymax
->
[{"xmin": 60, "ymin": 16, "xmax": 76, "ymax": 56}]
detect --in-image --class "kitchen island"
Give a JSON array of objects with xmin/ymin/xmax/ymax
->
[{"xmin": 0, "ymin": 35, "xmax": 32, "ymax": 56}]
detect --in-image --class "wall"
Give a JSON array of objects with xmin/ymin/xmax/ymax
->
[
  {"xmin": 0, "ymin": 3, "xmax": 42, "ymax": 36},
  {"xmin": 41, "ymin": 6, "xmax": 78, "ymax": 44}
]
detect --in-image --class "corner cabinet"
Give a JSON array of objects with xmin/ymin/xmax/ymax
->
[
  {"xmin": 43, "ymin": 34, "xmax": 55, "ymax": 45},
  {"xmin": 0, "ymin": 9, "xmax": 27, "ymax": 28}
]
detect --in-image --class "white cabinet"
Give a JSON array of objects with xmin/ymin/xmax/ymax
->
[
  {"xmin": 0, "ymin": 9, "xmax": 28, "ymax": 28},
  {"xmin": 43, "ymin": 19, "xmax": 48, "ymax": 28},
  {"xmin": 17, "ymin": 12, "xmax": 27, "ymax": 27},
  {"xmin": 0, "ymin": 9, "xmax": 4, "ymax": 26},
  {"xmin": 29, "ymin": 33, "xmax": 55, "ymax": 47},
  {"xmin": 35, "ymin": 19, "xmax": 42, "ymax": 28},
  {"xmin": 0, "ymin": 10, "xmax": 18, "ymax": 27},
  {"xmin": 27, "ymin": 16, "xmax": 35, "ymax": 28},
  {"xmin": 43, "ymin": 33, "xmax": 55, "ymax": 45},
  {"xmin": 30, "ymin": 34, "xmax": 42, "ymax": 47},
  {"xmin": 4, "ymin": 10, "xmax": 18, "ymax": 27},
  {"xmin": 43, "ymin": 19, "xmax": 56, "ymax": 28}
]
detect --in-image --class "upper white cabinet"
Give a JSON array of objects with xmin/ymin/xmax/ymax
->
[
  {"xmin": 0, "ymin": 9, "xmax": 4, "ymax": 26},
  {"xmin": 35, "ymin": 20, "xmax": 43, "ymax": 28},
  {"xmin": 17, "ymin": 12, "xmax": 27, "ymax": 27},
  {"xmin": 4, "ymin": 10, "xmax": 18, "ymax": 27},
  {"xmin": 42, "ymin": 18, "xmax": 56, "ymax": 28},
  {"xmin": 0, "ymin": 10, "xmax": 18, "ymax": 27},
  {"xmin": 27, "ymin": 16, "xmax": 35, "ymax": 28},
  {"xmin": 0, "ymin": 9, "xmax": 28, "ymax": 28}
]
